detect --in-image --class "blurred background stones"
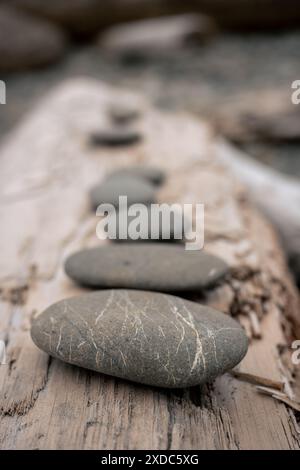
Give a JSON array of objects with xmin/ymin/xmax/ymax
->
[
  {"xmin": 0, "ymin": 4, "xmax": 68, "ymax": 72},
  {"xmin": 1, "ymin": 0, "xmax": 300, "ymax": 179},
  {"xmin": 7, "ymin": 0, "xmax": 300, "ymax": 35},
  {"xmin": 98, "ymin": 14, "xmax": 216, "ymax": 61}
]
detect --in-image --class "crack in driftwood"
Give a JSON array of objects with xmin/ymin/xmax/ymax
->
[{"xmin": 0, "ymin": 356, "xmax": 52, "ymax": 417}]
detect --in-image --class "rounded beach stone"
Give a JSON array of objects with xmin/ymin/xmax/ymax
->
[
  {"xmin": 107, "ymin": 166, "xmax": 165, "ymax": 186},
  {"xmin": 31, "ymin": 289, "xmax": 248, "ymax": 388},
  {"xmin": 90, "ymin": 176, "xmax": 156, "ymax": 209},
  {"xmin": 0, "ymin": 5, "xmax": 67, "ymax": 72},
  {"xmin": 112, "ymin": 207, "xmax": 189, "ymax": 242},
  {"xmin": 108, "ymin": 103, "xmax": 141, "ymax": 125},
  {"xmin": 65, "ymin": 243, "xmax": 229, "ymax": 291},
  {"xmin": 89, "ymin": 128, "xmax": 142, "ymax": 147}
]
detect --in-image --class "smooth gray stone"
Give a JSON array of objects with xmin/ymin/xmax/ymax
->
[
  {"xmin": 90, "ymin": 175, "xmax": 156, "ymax": 210},
  {"xmin": 89, "ymin": 128, "xmax": 142, "ymax": 147},
  {"xmin": 107, "ymin": 166, "xmax": 165, "ymax": 186},
  {"xmin": 65, "ymin": 243, "xmax": 229, "ymax": 291},
  {"xmin": 0, "ymin": 5, "xmax": 67, "ymax": 72},
  {"xmin": 112, "ymin": 207, "xmax": 189, "ymax": 242},
  {"xmin": 98, "ymin": 14, "xmax": 216, "ymax": 57},
  {"xmin": 31, "ymin": 289, "xmax": 248, "ymax": 388},
  {"xmin": 108, "ymin": 103, "xmax": 141, "ymax": 125}
]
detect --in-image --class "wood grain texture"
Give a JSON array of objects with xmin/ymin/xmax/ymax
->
[{"xmin": 0, "ymin": 78, "xmax": 299, "ymax": 449}]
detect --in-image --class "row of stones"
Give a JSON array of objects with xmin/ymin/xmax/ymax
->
[{"xmin": 31, "ymin": 106, "xmax": 248, "ymax": 388}]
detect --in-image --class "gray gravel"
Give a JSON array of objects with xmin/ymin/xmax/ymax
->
[{"xmin": 1, "ymin": 32, "xmax": 300, "ymax": 176}]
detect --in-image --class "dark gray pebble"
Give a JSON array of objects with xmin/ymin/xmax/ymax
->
[
  {"xmin": 90, "ymin": 175, "xmax": 156, "ymax": 210},
  {"xmin": 108, "ymin": 103, "xmax": 141, "ymax": 125},
  {"xmin": 31, "ymin": 289, "xmax": 248, "ymax": 388},
  {"xmin": 65, "ymin": 243, "xmax": 229, "ymax": 292},
  {"xmin": 112, "ymin": 207, "xmax": 188, "ymax": 242},
  {"xmin": 107, "ymin": 166, "xmax": 165, "ymax": 186},
  {"xmin": 90, "ymin": 128, "xmax": 142, "ymax": 147}
]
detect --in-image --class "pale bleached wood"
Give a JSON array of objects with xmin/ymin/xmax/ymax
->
[
  {"xmin": 215, "ymin": 138, "xmax": 300, "ymax": 280},
  {"xmin": 0, "ymin": 78, "xmax": 299, "ymax": 449}
]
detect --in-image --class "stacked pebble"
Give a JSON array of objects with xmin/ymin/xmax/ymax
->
[{"xmin": 31, "ymin": 103, "xmax": 248, "ymax": 389}]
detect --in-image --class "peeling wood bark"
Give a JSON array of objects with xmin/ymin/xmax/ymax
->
[{"xmin": 0, "ymin": 78, "xmax": 299, "ymax": 449}]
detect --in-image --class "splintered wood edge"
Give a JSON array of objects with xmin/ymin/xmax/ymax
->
[{"xmin": 0, "ymin": 78, "xmax": 299, "ymax": 449}]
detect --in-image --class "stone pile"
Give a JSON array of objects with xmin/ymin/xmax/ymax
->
[{"xmin": 31, "ymin": 102, "xmax": 248, "ymax": 388}]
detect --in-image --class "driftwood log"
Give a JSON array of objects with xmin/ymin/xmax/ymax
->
[
  {"xmin": 0, "ymin": 79, "xmax": 299, "ymax": 449},
  {"xmin": 215, "ymin": 139, "xmax": 300, "ymax": 286}
]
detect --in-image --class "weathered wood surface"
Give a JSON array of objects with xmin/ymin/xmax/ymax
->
[{"xmin": 0, "ymin": 79, "xmax": 299, "ymax": 449}]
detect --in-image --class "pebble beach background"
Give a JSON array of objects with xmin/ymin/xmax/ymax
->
[{"xmin": 2, "ymin": 31, "xmax": 300, "ymax": 178}]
